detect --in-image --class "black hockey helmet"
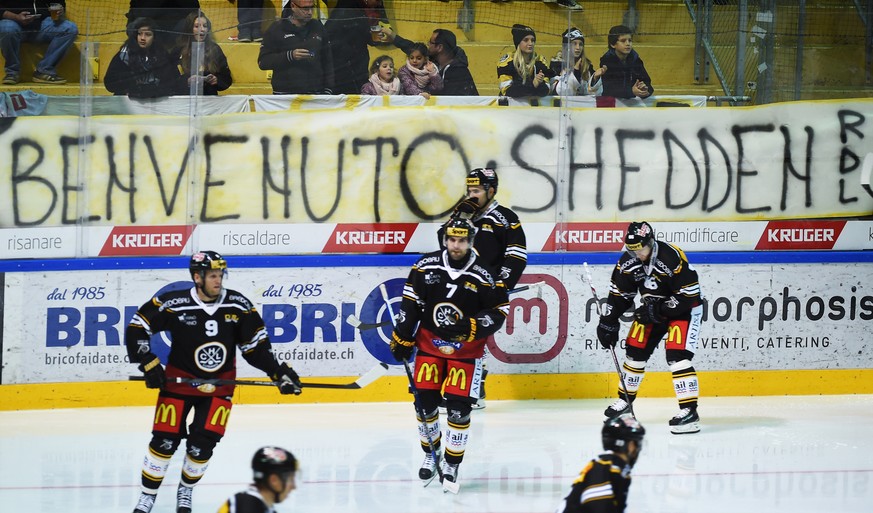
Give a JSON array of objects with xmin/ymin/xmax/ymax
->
[
  {"xmin": 466, "ymin": 167, "xmax": 499, "ymax": 193},
  {"xmin": 252, "ymin": 446, "xmax": 298, "ymax": 484},
  {"xmin": 602, "ymin": 415, "xmax": 646, "ymax": 452},
  {"xmin": 624, "ymin": 221, "xmax": 655, "ymax": 252},
  {"xmin": 443, "ymin": 217, "xmax": 477, "ymax": 248},
  {"xmin": 189, "ymin": 250, "xmax": 227, "ymax": 279}
]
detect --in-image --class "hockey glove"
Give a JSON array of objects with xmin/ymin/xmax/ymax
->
[
  {"xmin": 138, "ymin": 353, "xmax": 166, "ymax": 389},
  {"xmin": 596, "ymin": 320, "xmax": 620, "ymax": 349},
  {"xmin": 389, "ymin": 332, "xmax": 415, "ymax": 361},
  {"xmin": 435, "ymin": 316, "xmax": 477, "ymax": 343},
  {"xmin": 633, "ymin": 301, "xmax": 665, "ymax": 325},
  {"xmin": 272, "ymin": 363, "xmax": 302, "ymax": 395},
  {"xmin": 453, "ymin": 198, "xmax": 479, "ymax": 219}
]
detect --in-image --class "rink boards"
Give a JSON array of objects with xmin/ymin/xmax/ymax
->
[{"xmin": 0, "ymin": 251, "xmax": 871, "ymax": 410}]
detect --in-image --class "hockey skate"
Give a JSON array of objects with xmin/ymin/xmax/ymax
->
[
  {"xmin": 441, "ymin": 460, "xmax": 460, "ymax": 494},
  {"xmin": 133, "ymin": 492, "xmax": 156, "ymax": 513},
  {"xmin": 471, "ymin": 397, "xmax": 486, "ymax": 410},
  {"xmin": 419, "ymin": 452, "xmax": 441, "ymax": 487},
  {"xmin": 603, "ymin": 398, "xmax": 632, "ymax": 421},
  {"xmin": 669, "ymin": 407, "xmax": 700, "ymax": 434},
  {"xmin": 176, "ymin": 484, "xmax": 193, "ymax": 513}
]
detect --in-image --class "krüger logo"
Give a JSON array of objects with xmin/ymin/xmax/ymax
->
[
  {"xmin": 755, "ymin": 221, "xmax": 846, "ymax": 250},
  {"xmin": 542, "ymin": 222, "xmax": 626, "ymax": 251},
  {"xmin": 322, "ymin": 223, "xmax": 416, "ymax": 253},
  {"xmin": 100, "ymin": 226, "xmax": 194, "ymax": 256}
]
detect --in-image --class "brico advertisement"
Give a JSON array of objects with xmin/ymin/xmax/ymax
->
[{"xmin": 1, "ymin": 262, "xmax": 870, "ymax": 385}]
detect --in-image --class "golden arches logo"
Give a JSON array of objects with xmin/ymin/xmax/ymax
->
[
  {"xmin": 417, "ymin": 363, "xmax": 440, "ymax": 384},
  {"xmin": 667, "ymin": 325, "xmax": 684, "ymax": 345},
  {"xmin": 629, "ymin": 323, "xmax": 646, "ymax": 344},
  {"xmin": 155, "ymin": 404, "xmax": 177, "ymax": 426},
  {"xmin": 210, "ymin": 406, "xmax": 231, "ymax": 426},
  {"xmin": 447, "ymin": 368, "xmax": 467, "ymax": 389}
]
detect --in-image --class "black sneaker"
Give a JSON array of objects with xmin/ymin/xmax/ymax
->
[
  {"xmin": 32, "ymin": 72, "xmax": 67, "ymax": 84},
  {"xmin": 669, "ymin": 407, "xmax": 700, "ymax": 434},
  {"xmin": 133, "ymin": 492, "xmax": 156, "ymax": 513},
  {"xmin": 2, "ymin": 73, "xmax": 20, "ymax": 85},
  {"xmin": 603, "ymin": 398, "xmax": 632, "ymax": 421}
]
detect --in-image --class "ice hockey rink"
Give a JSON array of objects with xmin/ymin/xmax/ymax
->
[{"xmin": 1, "ymin": 395, "xmax": 871, "ymax": 513}]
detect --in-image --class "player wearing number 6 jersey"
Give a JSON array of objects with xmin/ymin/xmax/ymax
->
[
  {"xmin": 597, "ymin": 222, "xmax": 704, "ymax": 434},
  {"xmin": 390, "ymin": 218, "xmax": 509, "ymax": 490},
  {"xmin": 126, "ymin": 251, "xmax": 303, "ymax": 513}
]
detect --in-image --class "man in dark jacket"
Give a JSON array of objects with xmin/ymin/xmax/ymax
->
[
  {"xmin": 258, "ymin": 0, "xmax": 334, "ymax": 94},
  {"xmin": 324, "ymin": 0, "xmax": 388, "ymax": 94},
  {"xmin": 0, "ymin": 0, "xmax": 78, "ymax": 84},
  {"xmin": 385, "ymin": 27, "xmax": 478, "ymax": 96}
]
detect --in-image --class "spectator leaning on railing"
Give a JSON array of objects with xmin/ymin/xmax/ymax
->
[{"xmin": 0, "ymin": 0, "xmax": 78, "ymax": 85}]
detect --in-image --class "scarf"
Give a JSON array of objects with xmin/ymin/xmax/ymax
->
[
  {"xmin": 405, "ymin": 61, "xmax": 436, "ymax": 89},
  {"xmin": 368, "ymin": 73, "xmax": 400, "ymax": 95}
]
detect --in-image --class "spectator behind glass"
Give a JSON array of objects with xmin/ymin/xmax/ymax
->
[
  {"xmin": 381, "ymin": 26, "xmax": 477, "ymax": 96},
  {"xmin": 176, "ymin": 12, "xmax": 232, "ymax": 95},
  {"xmin": 0, "ymin": 0, "xmax": 79, "ymax": 85},
  {"xmin": 497, "ymin": 24, "xmax": 551, "ymax": 98},
  {"xmin": 126, "ymin": 0, "xmax": 200, "ymax": 50},
  {"xmin": 397, "ymin": 42, "xmax": 443, "ymax": 99},
  {"xmin": 599, "ymin": 24, "xmax": 653, "ymax": 99},
  {"xmin": 550, "ymin": 27, "xmax": 605, "ymax": 96},
  {"xmin": 360, "ymin": 54, "xmax": 400, "ymax": 95},
  {"xmin": 235, "ymin": 0, "xmax": 264, "ymax": 42},
  {"xmin": 105, "ymin": 17, "xmax": 184, "ymax": 98},
  {"xmin": 258, "ymin": 0, "xmax": 335, "ymax": 95},
  {"xmin": 324, "ymin": 0, "xmax": 388, "ymax": 95}
]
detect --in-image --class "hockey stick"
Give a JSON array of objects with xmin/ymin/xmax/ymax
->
[
  {"xmin": 345, "ymin": 281, "xmax": 549, "ymax": 333},
  {"xmin": 129, "ymin": 363, "xmax": 388, "ymax": 390},
  {"xmin": 582, "ymin": 262, "xmax": 636, "ymax": 419},
  {"xmin": 379, "ymin": 283, "xmax": 459, "ymax": 494}
]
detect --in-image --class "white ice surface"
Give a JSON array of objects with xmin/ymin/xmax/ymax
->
[{"xmin": 1, "ymin": 395, "xmax": 872, "ymax": 513}]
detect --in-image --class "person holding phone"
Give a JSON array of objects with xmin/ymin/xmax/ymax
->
[{"xmin": 0, "ymin": 0, "xmax": 78, "ymax": 85}]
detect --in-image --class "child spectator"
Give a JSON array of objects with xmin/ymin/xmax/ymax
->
[
  {"xmin": 105, "ymin": 17, "xmax": 184, "ymax": 98},
  {"xmin": 599, "ymin": 24, "xmax": 653, "ymax": 99},
  {"xmin": 497, "ymin": 24, "xmax": 551, "ymax": 98},
  {"xmin": 550, "ymin": 27, "xmax": 605, "ymax": 96},
  {"xmin": 398, "ymin": 42, "xmax": 443, "ymax": 98},
  {"xmin": 361, "ymin": 54, "xmax": 400, "ymax": 95},
  {"xmin": 176, "ymin": 12, "xmax": 232, "ymax": 95}
]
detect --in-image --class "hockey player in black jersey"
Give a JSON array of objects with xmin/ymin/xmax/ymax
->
[
  {"xmin": 390, "ymin": 217, "xmax": 510, "ymax": 491},
  {"xmin": 126, "ymin": 251, "xmax": 303, "ymax": 513},
  {"xmin": 440, "ymin": 167, "xmax": 527, "ymax": 408},
  {"xmin": 217, "ymin": 446, "xmax": 298, "ymax": 513},
  {"xmin": 597, "ymin": 222, "xmax": 703, "ymax": 434},
  {"xmin": 557, "ymin": 416, "xmax": 646, "ymax": 513}
]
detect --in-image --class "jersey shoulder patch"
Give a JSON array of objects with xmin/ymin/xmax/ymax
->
[{"xmin": 224, "ymin": 289, "xmax": 255, "ymax": 310}]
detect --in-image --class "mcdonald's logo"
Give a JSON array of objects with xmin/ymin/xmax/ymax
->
[
  {"xmin": 667, "ymin": 325, "xmax": 684, "ymax": 345},
  {"xmin": 210, "ymin": 405, "xmax": 231, "ymax": 427},
  {"xmin": 417, "ymin": 363, "xmax": 440, "ymax": 384},
  {"xmin": 629, "ymin": 323, "xmax": 646, "ymax": 344},
  {"xmin": 155, "ymin": 404, "xmax": 177, "ymax": 426},
  {"xmin": 447, "ymin": 368, "xmax": 467, "ymax": 389}
]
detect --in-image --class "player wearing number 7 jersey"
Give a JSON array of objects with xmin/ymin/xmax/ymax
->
[
  {"xmin": 125, "ymin": 251, "xmax": 303, "ymax": 513},
  {"xmin": 389, "ymin": 218, "xmax": 510, "ymax": 491}
]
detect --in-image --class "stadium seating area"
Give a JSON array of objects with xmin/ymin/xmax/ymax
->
[{"xmin": 0, "ymin": 0, "xmax": 870, "ymax": 100}]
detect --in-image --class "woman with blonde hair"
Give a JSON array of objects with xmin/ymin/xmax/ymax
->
[
  {"xmin": 496, "ymin": 24, "xmax": 552, "ymax": 97},
  {"xmin": 551, "ymin": 27, "xmax": 605, "ymax": 96}
]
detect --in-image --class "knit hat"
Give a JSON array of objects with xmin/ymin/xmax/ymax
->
[
  {"xmin": 562, "ymin": 27, "xmax": 584, "ymax": 45},
  {"xmin": 512, "ymin": 24, "xmax": 536, "ymax": 48}
]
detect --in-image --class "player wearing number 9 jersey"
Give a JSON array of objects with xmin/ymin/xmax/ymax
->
[{"xmin": 125, "ymin": 251, "xmax": 303, "ymax": 513}]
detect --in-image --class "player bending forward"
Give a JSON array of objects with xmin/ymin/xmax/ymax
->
[
  {"xmin": 127, "ymin": 251, "xmax": 303, "ymax": 513},
  {"xmin": 556, "ymin": 416, "xmax": 646, "ymax": 513},
  {"xmin": 390, "ymin": 218, "xmax": 510, "ymax": 491},
  {"xmin": 217, "ymin": 446, "xmax": 298, "ymax": 513},
  {"xmin": 597, "ymin": 222, "xmax": 703, "ymax": 434}
]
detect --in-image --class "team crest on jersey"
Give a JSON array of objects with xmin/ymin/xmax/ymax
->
[
  {"xmin": 425, "ymin": 272, "xmax": 441, "ymax": 285},
  {"xmin": 464, "ymin": 282, "xmax": 478, "ymax": 293},
  {"xmin": 480, "ymin": 223, "xmax": 494, "ymax": 233},
  {"xmin": 433, "ymin": 302, "xmax": 463, "ymax": 328},
  {"xmin": 195, "ymin": 342, "xmax": 227, "ymax": 372},
  {"xmin": 224, "ymin": 313, "xmax": 239, "ymax": 323}
]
